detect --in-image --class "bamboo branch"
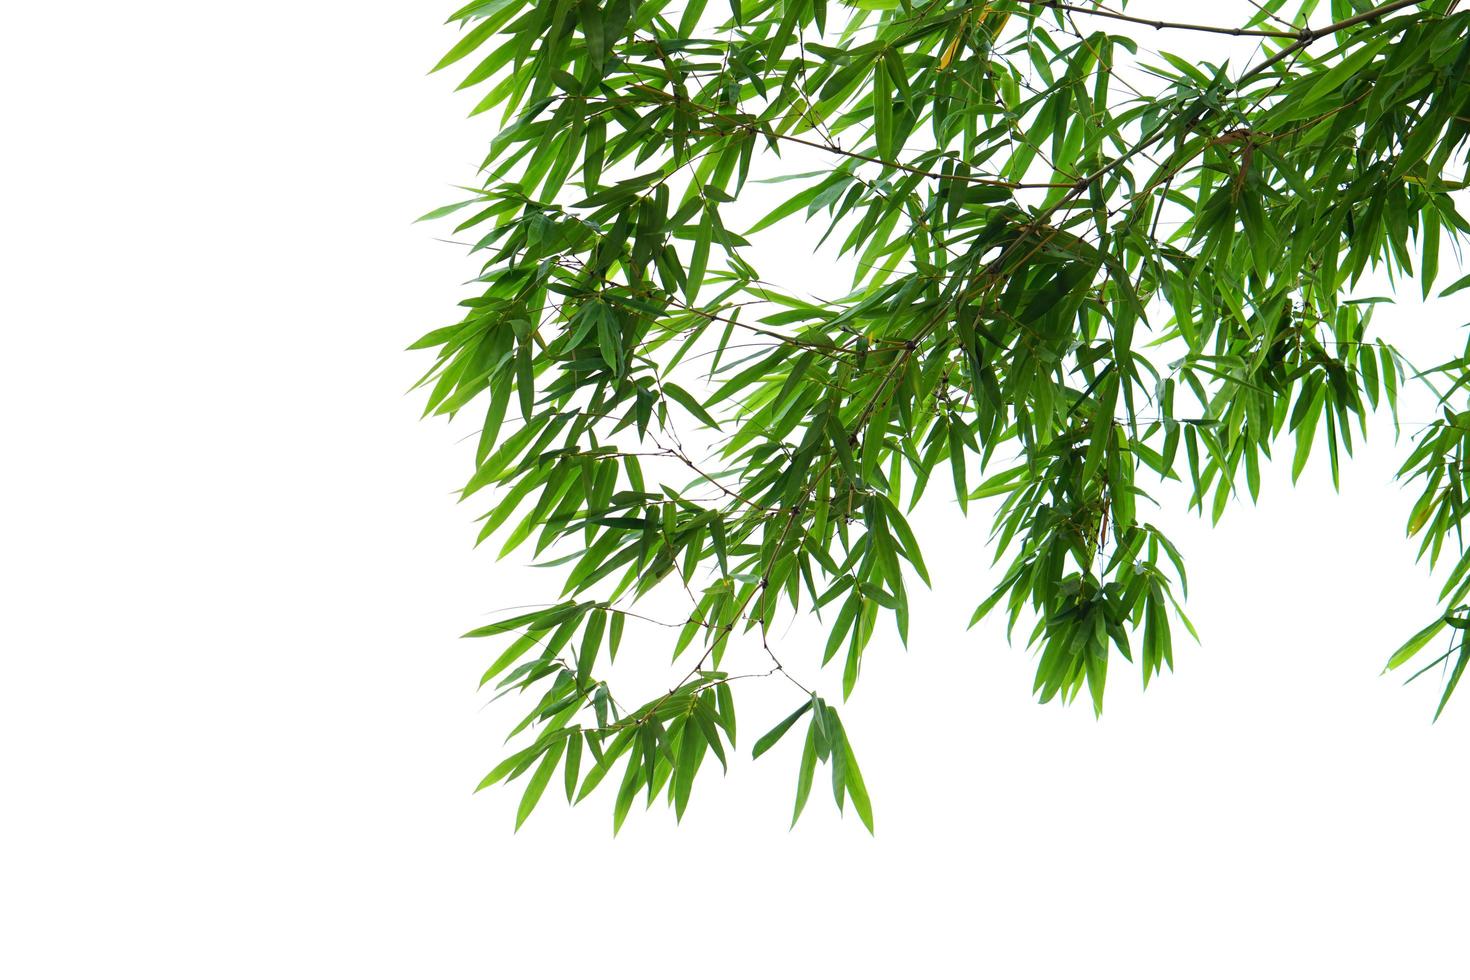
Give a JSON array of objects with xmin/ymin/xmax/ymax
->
[{"xmin": 1026, "ymin": 0, "xmax": 1310, "ymax": 38}]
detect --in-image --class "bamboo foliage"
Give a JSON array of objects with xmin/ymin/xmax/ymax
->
[{"xmin": 414, "ymin": 0, "xmax": 1470, "ymax": 830}]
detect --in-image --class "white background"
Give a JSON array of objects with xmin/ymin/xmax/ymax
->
[{"xmin": 5, "ymin": 2, "xmax": 1470, "ymax": 976}]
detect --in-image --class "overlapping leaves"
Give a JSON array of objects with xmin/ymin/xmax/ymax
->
[{"xmin": 415, "ymin": 0, "xmax": 1470, "ymax": 830}]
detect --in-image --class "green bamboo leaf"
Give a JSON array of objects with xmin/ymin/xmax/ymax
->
[
  {"xmin": 840, "ymin": 727, "xmax": 873, "ymax": 834},
  {"xmin": 673, "ymin": 721, "xmax": 702, "ymax": 821},
  {"xmin": 791, "ymin": 721, "xmax": 818, "ymax": 828},
  {"xmin": 662, "ymin": 382, "xmax": 722, "ymax": 430},
  {"xmin": 751, "ymin": 699, "xmax": 814, "ymax": 759},
  {"xmin": 514, "ymin": 740, "xmax": 565, "ymax": 830},
  {"xmin": 431, "ymin": 19, "xmax": 498, "ymax": 73},
  {"xmin": 1386, "ymin": 617, "xmax": 1449, "ymax": 671},
  {"xmin": 1441, "ymin": 272, "xmax": 1470, "ymax": 298},
  {"xmin": 563, "ymin": 730, "xmax": 583, "ymax": 803}
]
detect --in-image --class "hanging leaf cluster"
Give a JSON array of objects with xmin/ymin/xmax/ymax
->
[{"xmin": 414, "ymin": 0, "xmax": 1470, "ymax": 830}]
